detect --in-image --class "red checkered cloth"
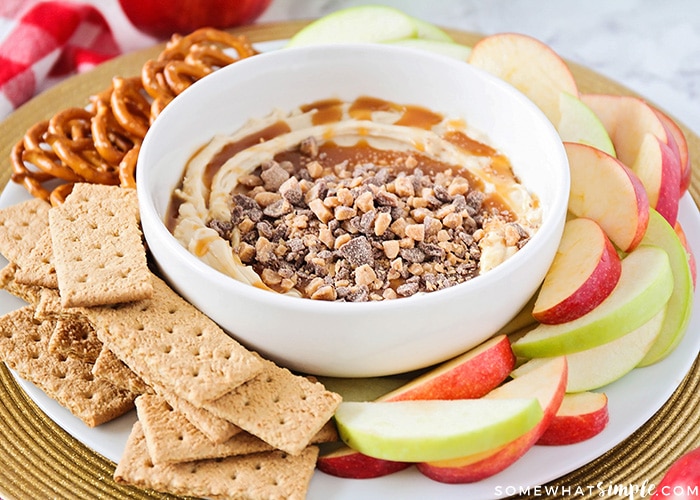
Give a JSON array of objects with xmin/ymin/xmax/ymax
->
[{"xmin": 0, "ymin": 1, "xmax": 121, "ymax": 119}]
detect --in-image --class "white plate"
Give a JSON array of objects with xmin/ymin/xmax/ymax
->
[
  {"xmin": 3, "ymin": 39, "xmax": 700, "ymax": 499},
  {"xmin": 4, "ymin": 185, "xmax": 699, "ymax": 500}
]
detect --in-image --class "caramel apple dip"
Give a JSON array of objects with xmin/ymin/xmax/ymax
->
[{"xmin": 169, "ymin": 96, "xmax": 542, "ymax": 301}]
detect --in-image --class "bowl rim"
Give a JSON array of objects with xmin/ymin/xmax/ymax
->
[{"xmin": 137, "ymin": 42, "xmax": 570, "ymax": 312}]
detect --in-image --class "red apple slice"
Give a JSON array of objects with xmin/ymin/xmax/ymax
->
[
  {"xmin": 631, "ymin": 132, "xmax": 681, "ymax": 226},
  {"xmin": 533, "ymin": 217, "xmax": 622, "ymax": 324},
  {"xmin": 416, "ymin": 356, "xmax": 567, "ymax": 483},
  {"xmin": 468, "ymin": 33, "xmax": 579, "ymax": 124},
  {"xmin": 317, "ymin": 335, "xmax": 516, "ymax": 479},
  {"xmin": 581, "ymin": 94, "xmax": 682, "ymax": 225},
  {"xmin": 565, "ymin": 142, "xmax": 650, "ymax": 253},
  {"xmin": 653, "ymin": 106, "xmax": 692, "ymax": 195},
  {"xmin": 537, "ymin": 391, "xmax": 609, "ymax": 446}
]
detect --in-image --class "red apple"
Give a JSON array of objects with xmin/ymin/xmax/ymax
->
[
  {"xmin": 651, "ymin": 446, "xmax": 700, "ymax": 500},
  {"xmin": 317, "ymin": 335, "xmax": 516, "ymax": 479},
  {"xmin": 416, "ymin": 356, "xmax": 567, "ymax": 483},
  {"xmin": 674, "ymin": 221, "xmax": 697, "ymax": 289},
  {"xmin": 118, "ymin": 0, "xmax": 272, "ymax": 39},
  {"xmin": 652, "ymin": 106, "xmax": 692, "ymax": 195},
  {"xmin": 581, "ymin": 94, "xmax": 682, "ymax": 226},
  {"xmin": 533, "ymin": 217, "xmax": 622, "ymax": 324},
  {"xmin": 537, "ymin": 391, "xmax": 609, "ymax": 446},
  {"xmin": 565, "ymin": 142, "xmax": 650, "ymax": 253},
  {"xmin": 467, "ymin": 33, "xmax": 579, "ymax": 125}
]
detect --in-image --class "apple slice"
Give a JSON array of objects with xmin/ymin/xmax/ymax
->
[
  {"xmin": 380, "ymin": 334, "xmax": 515, "ymax": 401},
  {"xmin": 537, "ymin": 391, "xmax": 609, "ymax": 446},
  {"xmin": 653, "ymin": 106, "xmax": 692, "ymax": 194},
  {"xmin": 411, "ymin": 17, "xmax": 454, "ymax": 42},
  {"xmin": 385, "ymin": 38, "xmax": 472, "ymax": 60},
  {"xmin": 557, "ymin": 92, "xmax": 616, "ymax": 157},
  {"xmin": 674, "ymin": 221, "xmax": 697, "ymax": 289},
  {"xmin": 317, "ymin": 335, "xmax": 515, "ymax": 478},
  {"xmin": 565, "ymin": 142, "xmax": 650, "ymax": 253},
  {"xmin": 533, "ymin": 217, "xmax": 622, "ymax": 324},
  {"xmin": 514, "ymin": 307, "xmax": 665, "ymax": 392},
  {"xmin": 581, "ymin": 93, "xmax": 683, "ymax": 225},
  {"xmin": 467, "ymin": 33, "xmax": 578, "ymax": 124},
  {"xmin": 511, "ymin": 245, "xmax": 674, "ymax": 358},
  {"xmin": 333, "ymin": 398, "xmax": 543, "ymax": 463},
  {"xmin": 631, "ymin": 132, "xmax": 681, "ymax": 226},
  {"xmin": 637, "ymin": 210, "xmax": 694, "ymax": 367},
  {"xmin": 286, "ymin": 5, "xmax": 419, "ymax": 47},
  {"xmin": 417, "ymin": 356, "xmax": 567, "ymax": 483}
]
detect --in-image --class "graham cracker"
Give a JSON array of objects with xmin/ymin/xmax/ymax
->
[
  {"xmin": 115, "ymin": 422, "xmax": 319, "ymax": 500},
  {"xmin": 92, "ymin": 347, "xmax": 153, "ymax": 396},
  {"xmin": 203, "ymin": 355, "xmax": 342, "ymax": 455},
  {"xmin": 48, "ymin": 183, "xmax": 152, "ymax": 307},
  {"xmin": 0, "ymin": 306, "xmax": 134, "ymax": 427},
  {"xmin": 34, "ymin": 287, "xmax": 82, "ymax": 321},
  {"xmin": 80, "ymin": 273, "xmax": 263, "ymax": 406},
  {"xmin": 0, "ymin": 262, "xmax": 43, "ymax": 306},
  {"xmin": 136, "ymin": 393, "xmax": 338, "ymax": 465},
  {"xmin": 13, "ymin": 230, "xmax": 57, "ymax": 289},
  {"xmin": 48, "ymin": 317, "xmax": 102, "ymax": 363},
  {"xmin": 149, "ymin": 382, "xmax": 241, "ymax": 444},
  {"xmin": 0, "ymin": 197, "xmax": 50, "ymax": 265}
]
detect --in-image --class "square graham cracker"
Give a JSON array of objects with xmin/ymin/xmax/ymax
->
[{"xmin": 203, "ymin": 355, "xmax": 342, "ymax": 455}]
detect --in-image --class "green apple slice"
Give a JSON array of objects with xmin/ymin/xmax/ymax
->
[
  {"xmin": 385, "ymin": 38, "xmax": 472, "ymax": 60},
  {"xmin": 334, "ymin": 398, "xmax": 543, "ymax": 462},
  {"xmin": 511, "ymin": 245, "xmax": 674, "ymax": 358},
  {"xmin": 286, "ymin": 5, "xmax": 418, "ymax": 47},
  {"xmin": 513, "ymin": 306, "xmax": 666, "ymax": 392},
  {"xmin": 637, "ymin": 209, "xmax": 694, "ymax": 366},
  {"xmin": 411, "ymin": 17, "xmax": 454, "ymax": 42},
  {"xmin": 557, "ymin": 92, "xmax": 616, "ymax": 157}
]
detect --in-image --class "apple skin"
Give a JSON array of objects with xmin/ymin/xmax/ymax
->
[
  {"xmin": 637, "ymin": 210, "xmax": 694, "ymax": 367},
  {"xmin": 651, "ymin": 446, "xmax": 700, "ymax": 500},
  {"xmin": 674, "ymin": 221, "xmax": 697, "ymax": 289},
  {"xmin": 416, "ymin": 356, "xmax": 567, "ymax": 483},
  {"xmin": 316, "ymin": 446, "xmax": 411, "ymax": 479},
  {"xmin": 317, "ymin": 335, "xmax": 515, "ymax": 478},
  {"xmin": 537, "ymin": 392, "xmax": 609, "ymax": 446},
  {"xmin": 118, "ymin": 0, "xmax": 272, "ymax": 39},
  {"xmin": 565, "ymin": 142, "xmax": 650, "ymax": 253},
  {"xmin": 533, "ymin": 217, "xmax": 622, "ymax": 325},
  {"xmin": 467, "ymin": 33, "xmax": 579, "ymax": 125},
  {"xmin": 652, "ymin": 106, "xmax": 692, "ymax": 195},
  {"xmin": 380, "ymin": 334, "xmax": 515, "ymax": 401}
]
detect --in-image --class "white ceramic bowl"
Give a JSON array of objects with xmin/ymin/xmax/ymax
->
[{"xmin": 137, "ymin": 44, "xmax": 569, "ymax": 377}]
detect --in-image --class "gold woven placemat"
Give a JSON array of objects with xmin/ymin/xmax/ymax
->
[{"xmin": 0, "ymin": 21, "xmax": 698, "ymax": 500}]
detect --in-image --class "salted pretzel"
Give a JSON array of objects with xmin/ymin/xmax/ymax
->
[
  {"xmin": 110, "ymin": 76, "xmax": 151, "ymax": 139},
  {"xmin": 48, "ymin": 108, "xmax": 120, "ymax": 185},
  {"xmin": 118, "ymin": 144, "xmax": 139, "ymax": 189}
]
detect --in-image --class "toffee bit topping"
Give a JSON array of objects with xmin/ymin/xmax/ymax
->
[{"xmin": 220, "ymin": 138, "xmax": 527, "ymax": 301}]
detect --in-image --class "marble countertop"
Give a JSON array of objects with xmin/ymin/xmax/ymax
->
[{"xmin": 256, "ymin": 0, "xmax": 700, "ymax": 136}]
